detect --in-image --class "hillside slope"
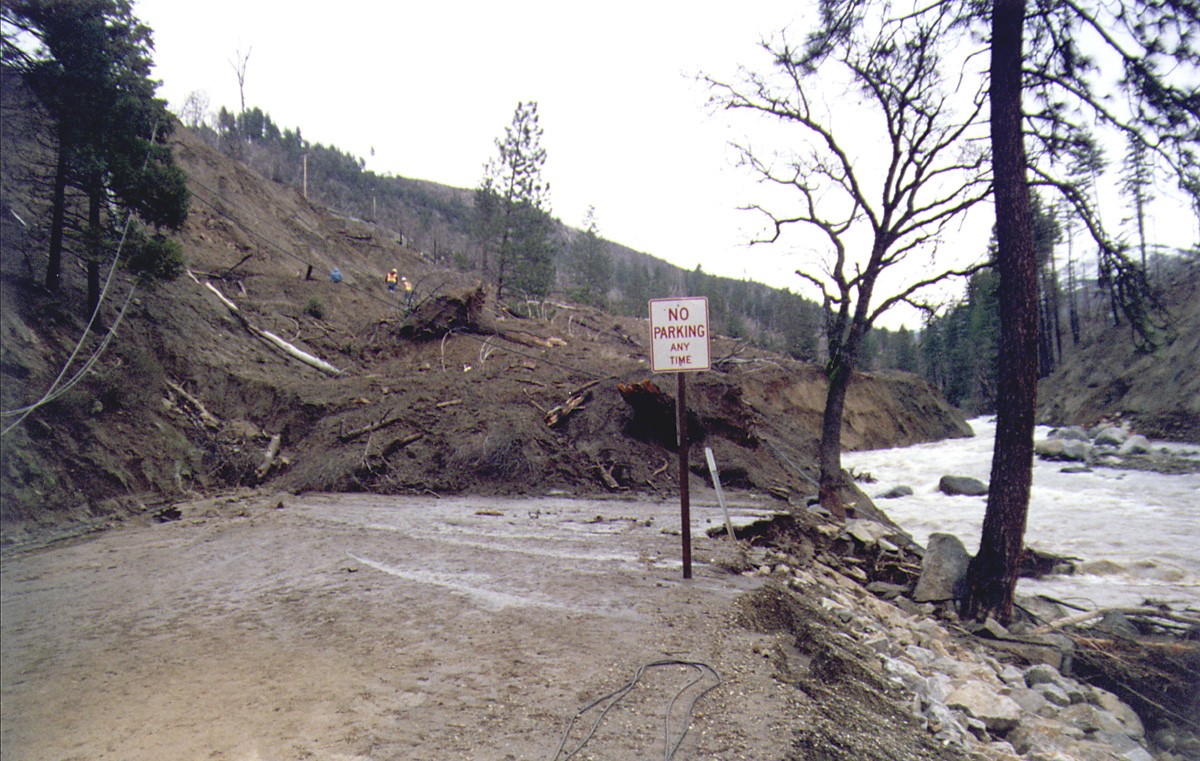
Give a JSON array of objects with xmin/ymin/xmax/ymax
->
[
  {"xmin": 1037, "ymin": 254, "xmax": 1200, "ymax": 441},
  {"xmin": 1, "ymin": 116, "xmax": 972, "ymax": 538}
]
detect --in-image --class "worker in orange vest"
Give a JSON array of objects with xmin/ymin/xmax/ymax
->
[{"xmin": 385, "ymin": 268, "xmax": 399, "ymax": 291}]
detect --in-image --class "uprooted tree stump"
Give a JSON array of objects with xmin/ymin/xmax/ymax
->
[
  {"xmin": 397, "ymin": 286, "xmax": 495, "ymax": 339},
  {"xmin": 617, "ymin": 379, "xmax": 702, "ymax": 449}
]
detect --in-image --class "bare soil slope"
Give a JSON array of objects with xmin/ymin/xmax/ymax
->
[
  {"xmin": 1037, "ymin": 255, "xmax": 1200, "ymax": 441},
  {"xmin": 1, "ymin": 121, "xmax": 971, "ymax": 541}
]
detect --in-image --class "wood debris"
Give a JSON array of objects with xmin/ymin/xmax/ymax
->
[
  {"xmin": 545, "ymin": 379, "xmax": 601, "ymax": 428},
  {"xmin": 339, "ymin": 411, "xmax": 405, "ymax": 442}
]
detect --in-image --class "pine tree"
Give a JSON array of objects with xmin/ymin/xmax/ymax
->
[
  {"xmin": 802, "ymin": 0, "xmax": 1197, "ymax": 624},
  {"xmin": 4, "ymin": 0, "xmax": 189, "ymax": 307},
  {"xmin": 475, "ymin": 101, "xmax": 556, "ymax": 301}
]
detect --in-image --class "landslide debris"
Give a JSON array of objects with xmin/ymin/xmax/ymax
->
[{"xmin": 1, "ymin": 104, "xmax": 971, "ymax": 541}]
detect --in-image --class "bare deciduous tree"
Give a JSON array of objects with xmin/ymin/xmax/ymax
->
[
  {"xmin": 802, "ymin": 0, "xmax": 1198, "ymax": 624},
  {"xmin": 230, "ymin": 47, "xmax": 251, "ymax": 115},
  {"xmin": 179, "ymin": 89, "xmax": 210, "ymax": 129},
  {"xmin": 707, "ymin": 11, "xmax": 991, "ymax": 516}
]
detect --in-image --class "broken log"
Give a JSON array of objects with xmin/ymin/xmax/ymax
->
[
  {"xmin": 165, "ymin": 379, "xmax": 220, "ymax": 429},
  {"xmin": 500, "ymin": 331, "xmax": 567, "ymax": 349},
  {"xmin": 256, "ymin": 328, "xmax": 342, "ymax": 376},
  {"xmin": 339, "ymin": 412, "xmax": 405, "ymax": 442},
  {"xmin": 1032, "ymin": 607, "xmax": 1200, "ymax": 634},
  {"xmin": 382, "ymin": 433, "xmax": 424, "ymax": 458},
  {"xmin": 595, "ymin": 462, "xmax": 621, "ymax": 490},
  {"xmin": 255, "ymin": 434, "xmax": 282, "ymax": 481},
  {"xmin": 545, "ymin": 382, "xmax": 600, "ymax": 428}
]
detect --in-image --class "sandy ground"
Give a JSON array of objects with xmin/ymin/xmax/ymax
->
[{"xmin": 2, "ymin": 491, "xmax": 808, "ymax": 760}]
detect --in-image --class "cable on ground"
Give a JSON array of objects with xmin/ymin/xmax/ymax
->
[{"xmin": 549, "ymin": 658, "xmax": 721, "ymax": 761}]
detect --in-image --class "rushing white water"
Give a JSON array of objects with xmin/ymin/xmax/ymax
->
[{"xmin": 842, "ymin": 417, "xmax": 1200, "ymax": 610}]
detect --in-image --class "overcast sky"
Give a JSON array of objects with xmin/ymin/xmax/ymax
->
[
  {"xmin": 133, "ymin": 2, "xmax": 819, "ymax": 275},
  {"xmin": 131, "ymin": 1, "xmax": 1195, "ymax": 328}
]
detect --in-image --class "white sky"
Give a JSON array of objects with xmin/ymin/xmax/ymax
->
[{"xmin": 131, "ymin": 1, "xmax": 1196, "ymax": 328}]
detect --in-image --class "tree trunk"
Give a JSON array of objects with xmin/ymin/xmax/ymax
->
[
  {"xmin": 964, "ymin": 0, "xmax": 1039, "ymax": 625},
  {"xmin": 45, "ymin": 135, "xmax": 69, "ymax": 293},
  {"xmin": 818, "ymin": 311, "xmax": 871, "ymax": 520},
  {"xmin": 86, "ymin": 177, "xmax": 103, "ymax": 320},
  {"xmin": 817, "ymin": 354, "xmax": 851, "ymax": 520}
]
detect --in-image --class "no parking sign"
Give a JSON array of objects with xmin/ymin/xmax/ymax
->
[{"xmin": 648, "ymin": 297, "xmax": 710, "ymax": 373}]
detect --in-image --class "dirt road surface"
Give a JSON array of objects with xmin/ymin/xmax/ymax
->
[{"xmin": 2, "ymin": 491, "xmax": 806, "ymax": 760}]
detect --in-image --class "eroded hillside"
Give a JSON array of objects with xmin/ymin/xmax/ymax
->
[
  {"xmin": 1037, "ymin": 254, "xmax": 1200, "ymax": 441},
  {"xmin": 0, "ymin": 117, "xmax": 978, "ymax": 539}
]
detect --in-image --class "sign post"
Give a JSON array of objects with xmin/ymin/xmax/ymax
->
[{"xmin": 648, "ymin": 297, "xmax": 710, "ymax": 579}]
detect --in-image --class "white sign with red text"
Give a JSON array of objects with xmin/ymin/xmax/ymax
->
[{"xmin": 649, "ymin": 297, "xmax": 710, "ymax": 372}]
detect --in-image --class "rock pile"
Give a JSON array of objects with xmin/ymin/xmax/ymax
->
[
  {"xmin": 735, "ymin": 516, "xmax": 1199, "ymax": 761},
  {"xmin": 1034, "ymin": 422, "xmax": 1200, "ymax": 474}
]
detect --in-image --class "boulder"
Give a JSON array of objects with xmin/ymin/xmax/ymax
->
[
  {"xmin": 1059, "ymin": 703, "xmax": 1128, "ymax": 736},
  {"xmin": 865, "ymin": 581, "xmax": 909, "ymax": 600},
  {"xmin": 844, "ymin": 519, "xmax": 896, "ymax": 546},
  {"xmin": 1061, "ymin": 440, "xmax": 1093, "ymax": 461},
  {"xmin": 1091, "ymin": 687, "xmax": 1145, "ymax": 739},
  {"xmin": 1034, "ymin": 439, "xmax": 1065, "ymax": 458},
  {"xmin": 1007, "ymin": 686, "xmax": 1050, "ymax": 715},
  {"xmin": 1023, "ymin": 663, "xmax": 1064, "ymax": 688},
  {"xmin": 877, "ymin": 484, "xmax": 914, "ymax": 499},
  {"xmin": 1091, "ymin": 731, "xmax": 1154, "ymax": 761},
  {"xmin": 1118, "ymin": 434, "xmax": 1151, "ymax": 455},
  {"xmin": 914, "ymin": 533, "xmax": 970, "ymax": 602},
  {"xmin": 938, "ymin": 475, "xmax": 988, "ymax": 496},
  {"xmin": 1007, "ymin": 717, "xmax": 1085, "ymax": 756},
  {"xmin": 1094, "ymin": 426, "xmax": 1130, "ymax": 447},
  {"xmin": 1037, "ymin": 682, "xmax": 1072, "ymax": 707},
  {"xmin": 1032, "ymin": 439, "xmax": 1060, "ymax": 456},
  {"xmin": 1050, "ymin": 425, "xmax": 1090, "ymax": 441},
  {"xmin": 945, "ymin": 680, "xmax": 1023, "ymax": 733},
  {"xmin": 1035, "ymin": 438, "xmax": 1092, "ymax": 461}
]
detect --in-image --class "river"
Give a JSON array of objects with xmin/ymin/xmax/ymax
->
[{"xmin": 841, "ymin": 417, "xmax": 1200, "ymax": 611}]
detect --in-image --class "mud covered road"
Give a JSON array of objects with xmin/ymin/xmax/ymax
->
[{"xmin": 2, "ymin": 491, "xmax": 808, "ymax": 760}]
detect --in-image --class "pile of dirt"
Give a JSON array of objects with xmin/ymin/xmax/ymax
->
[{"xmin": 1, "ymin": 121, "xmax": 973, "ymax": 541}]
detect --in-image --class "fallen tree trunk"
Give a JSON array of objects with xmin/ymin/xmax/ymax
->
[
  {"xmin": 545, "ymin": 380, "xmax": 601, "ymax": 428},
  {"xmin": 195, "ymin": 274, "xmax": 342, "ymax": 377},
  {"xmin": 165, "ymin": 379, "xmax": 221, "ymax": 429},
  {"xmin": 255, "ymin": 328, "xmax": 342, "ymax": 376},
  {"xmin": 1032, "ymin": 607, "xmax": 1200, "ymax": 634}
]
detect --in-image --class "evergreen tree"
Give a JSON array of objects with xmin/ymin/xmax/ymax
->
[
  {"xmin": 893, "ymin": 327, "xmax": 919, "ymax": 373},
  {"xmin": 568, "ymin": 207, "xmax": 612, "ymax": 308},
  {"xmin": 1121, "ymin": 135, "xmax": 1157, "ymax": 275},
  {"xmin": 475, "ymin": 101, "xmax": 556, "ymax": 301},
  {"xmin": 3, "ymin": 0, "xmax": 189, "ymax": 307}
]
